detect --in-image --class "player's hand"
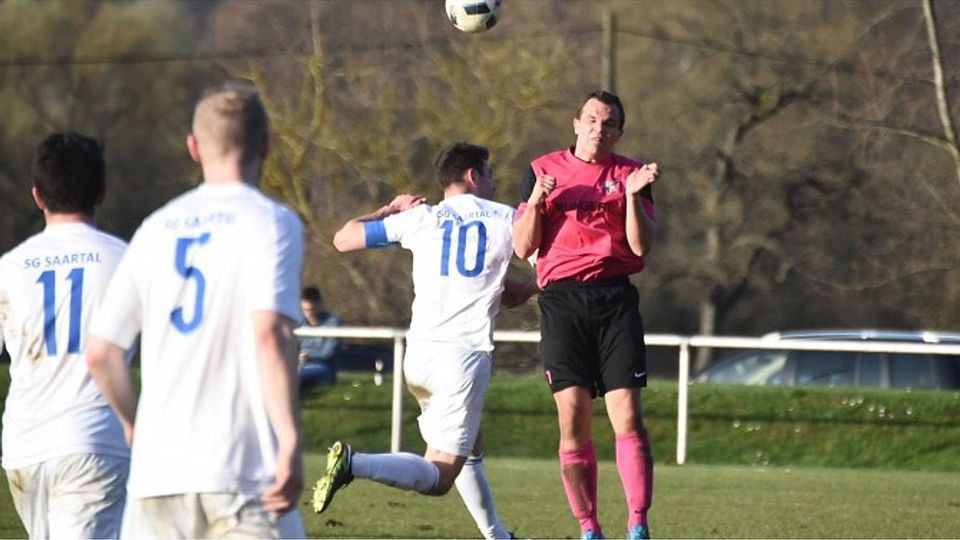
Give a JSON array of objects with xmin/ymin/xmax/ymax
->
[
  {"xmin": 260, "ymin": 447, "xmax": 304, "ymax": 515},
  {"xmin": 500, "ymin": 278, "xmax": 540, "ymax": 308},
  {"xmin": 388, "ymin": 194, "xmax": 427, "ymax": 213},
  {"xmin": 527, "ymin": 174, "xmax": 556, "ymax": 206},
  {"xmin": 500, "ymin": 288, "xmax": 526, "ymax": 309},
  {"xmin": 626, "ymin": 163, "xmax": 660, "ymax": 195}
]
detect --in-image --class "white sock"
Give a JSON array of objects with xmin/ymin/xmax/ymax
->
[
  {"xmin": 455, "ymin": 455, "xmax": 511, "ymax": 539},
  {"xmin": 351, "ymin": 452, "xmax": 440, "ymax": 493}
]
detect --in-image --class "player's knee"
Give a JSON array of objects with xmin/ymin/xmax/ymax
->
[
  {"xmin": 610, "ymin": 413, "xmax": 644, "ymax": 436},
  {"xmin": 426, "ymin": 462, "xmax": 462, "ymax": 496},
  {"xmin": 558, "ymin": 417, "xmax": 594, "ymax": 448},
  {"xmin": 605, "ymin": 388, "xmax": 645, "ymax": 433},
  {"xmin": 427, "ymin": 472, "xmax": 458, "ymax": 496}
]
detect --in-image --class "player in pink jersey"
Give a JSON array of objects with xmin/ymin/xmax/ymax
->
[{"xmin": 513, "ymin": 91, "xmax": 660, "ymax": 540}]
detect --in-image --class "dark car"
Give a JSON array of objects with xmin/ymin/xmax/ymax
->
[{"xmin": 694, "ymin": 329, "xmax": 960, "ymax": 390}]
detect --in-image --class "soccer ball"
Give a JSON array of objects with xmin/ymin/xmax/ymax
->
[{"xmin": 445, "ymin": 0, "xmax": 502, "ymax": 34}]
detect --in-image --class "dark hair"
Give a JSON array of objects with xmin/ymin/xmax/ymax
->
[
  {"xmin": 576, "ymin": 90, "xmax": 625, "ymax": 130},
  {"xmin": 32, "ymin": 132, "xmax": 106, "ymax": 216},
  {"xmin": 301, "ymin": 286, "xmax": 322, "ymax": 303},
  {"xmin": 434, "ymin": 142, "xmax": 489, "ymax": 189}
]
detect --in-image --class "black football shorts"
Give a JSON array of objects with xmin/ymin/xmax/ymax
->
[{"xmin": 538, "ymin": 277, "xmax": 647, "ymax": 397}]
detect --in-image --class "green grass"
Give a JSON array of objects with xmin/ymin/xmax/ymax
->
[
  {"xmin": 300, "ymin": 457, "xmax": 960, "ymax": 539},
  {"xmin": 303, "ymin": 373, "xmax": 960, "ymax": 471},
  {"xmin": 3, "ymin": 455, "xmax": 957, "ymax": 538},
  {"xmin": 3, "ymin": 368, "xmax": 960, "ymax": 537}
]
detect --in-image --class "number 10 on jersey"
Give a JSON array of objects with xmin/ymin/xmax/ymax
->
[{"xmin": 439, "ymin": 219, "xmax": 486, "ymax": 277}]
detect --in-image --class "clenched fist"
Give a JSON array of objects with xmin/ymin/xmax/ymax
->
[
  {"xmin": 626, "ymin": 163, "xmax": 660, "ymax": 195},
  {"xmin": 528, "ymin": 174, "xmax": 557, "ymax": 206}
]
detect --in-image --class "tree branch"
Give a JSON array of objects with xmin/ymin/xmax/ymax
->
[{"xmin": 921, "ymin": 0, "xmax": 960, "ymax": 187}]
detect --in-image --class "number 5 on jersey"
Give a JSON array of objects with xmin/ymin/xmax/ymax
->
[{"xmin": 171, "ymin": 232, "xmax": 210, "ymax": 333}]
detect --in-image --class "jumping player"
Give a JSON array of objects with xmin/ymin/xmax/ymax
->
[
  {"xmin": 0, "ymin": 133, "xmax": 130, "ymax": 538},
  {"xmin": 315, "ymin": 142, "xmax": 535, "ymax": 540},
  {"xmin": 513, "ymin": 91, "xmax": 660, "ymax": 540},
  {"xmin": 86, "ymin": 80, "xmax": 306, "ymax": 538}
]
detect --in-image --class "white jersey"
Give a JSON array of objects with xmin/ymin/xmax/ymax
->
[
  {"xmin": 0, "ymin": 223, "xmax": 129, "ymax": 470},
  {"xmin": 89, "ymin": 183, "xmax": 303, "ymax": 499},
  {"xmin": 381, "ymin": 194, "xmax": 515, "ymax": 350}
]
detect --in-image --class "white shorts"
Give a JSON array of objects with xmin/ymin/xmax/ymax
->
[
  {"xmin": 120, "ymin": 492, "xmax": 306, "ymax": 539},
  {"xmin": 6, "ymin": 453, "xmax": 129, "ymax": 539},
  {"xmin": 403, "ymin": 342, "xmax": 492, "ymax": 457}
]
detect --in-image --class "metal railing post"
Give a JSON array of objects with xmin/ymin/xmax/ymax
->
[
  {"xmin": 390, "ymin": 334, "xmax": 405, "ymax": 453},
  {"xmin": 676, "ymin": 340, "xmax": 690, "ymax": 465}
]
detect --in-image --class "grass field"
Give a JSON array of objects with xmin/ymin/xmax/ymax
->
[
  {"xmin": 300, "ymin": 374, "xmax": 960, "ymax": 471},
  {"xmin": 3, "ymin": 369, "xmax": 959, "ymax": 537},
  {"xmin": 3, "ymin": 454, "xmax": 957, "ymax": 538},
  {"xmin": 303, "ymin": 457, "xmax": 960, "ymax": 539}
]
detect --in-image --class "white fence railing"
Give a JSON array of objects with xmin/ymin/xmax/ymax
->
[{"xmin": 295, "ymin": 327, "xmax": 960, "ymax": 463}]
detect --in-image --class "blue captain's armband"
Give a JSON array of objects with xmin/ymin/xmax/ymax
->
[{"xmin": 364, "ymin": 221, "xmax": 392, "ymax": 248}]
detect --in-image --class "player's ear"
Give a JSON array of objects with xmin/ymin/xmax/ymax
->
[
  {"xmin": 31, "ymin": 186, "xmax": 45, "ymax": 211},
  {"xmin": 186, "ymin": 133, "xmax": 201, "ymax": 164},
  {"xmin": 464, "ymin": 168, "xmax": 478, "ymax": 189}
]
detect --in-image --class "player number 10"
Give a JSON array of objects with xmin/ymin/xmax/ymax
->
[{"xmin": 439, "ymin": 219, "xmax": 486, "ymax": 277}]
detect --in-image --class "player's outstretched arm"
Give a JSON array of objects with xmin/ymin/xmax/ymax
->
[
  {"xmin": 332, "ymin": 194, "xmax": 426, "ymax": 252},
  {"xmin": 254, "ymin": 310, "xmax": 304, "ymax": 515},
  {"xmin": 86, "ymin": 336, "xmax": 137, "ymax": 446}
]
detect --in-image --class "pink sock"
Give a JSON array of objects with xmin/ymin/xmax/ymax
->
[
  {"xmin": 559, "ymin": 442, "xmax": 601, "ymax": 535},
  {"xmin": 615, "ymin": 432, "xmax": 654, "ymax": 529}
]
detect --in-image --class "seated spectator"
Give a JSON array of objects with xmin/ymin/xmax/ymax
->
[{"xmin": 297, "ymin": 286, "xmax": 341, "ymax": 389}]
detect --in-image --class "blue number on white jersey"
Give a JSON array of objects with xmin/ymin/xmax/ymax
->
[
  {"xmin": 36, "ymin": 267, "xmax": 84, "ymax": 356},
  {"xmin": 171, "ymin": 232, "xmax": 210, "ymax": 333},
  {"xmin": 439, "ymin": 219, "xmax": 487, "ymax": 277}
]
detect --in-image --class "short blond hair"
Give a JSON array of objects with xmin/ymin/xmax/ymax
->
[{"xmin": 192, "ymin": 80, "xmax": 269, "ymax": 164}]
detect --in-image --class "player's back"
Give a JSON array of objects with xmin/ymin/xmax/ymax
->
[
  {"xmin": 0, "ymin": 223, "xmax": 129, "ymax": 470},
  {"xmin": 395, "ymin": 194, "xmax": 515, "ymax": 350},
  {"xmin": 101, "ymin": 182, "xmax": 303, "ymax": 498}
]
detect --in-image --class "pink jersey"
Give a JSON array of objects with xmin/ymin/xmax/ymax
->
[{"xmin": 517, "ymin": 148, "xmax": 655, "ymax": 288}]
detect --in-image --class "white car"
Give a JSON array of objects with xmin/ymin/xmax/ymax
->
[{"xmin": 694, "ymin": 329, "xmax": 960, "ymax": 390}]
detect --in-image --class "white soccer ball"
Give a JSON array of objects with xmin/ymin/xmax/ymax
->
[{"xmin": 445, "ymin": 0, "xmax": 502, "ymax": 34}]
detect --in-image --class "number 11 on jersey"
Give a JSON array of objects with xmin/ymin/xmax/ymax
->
[{"xmin": 36, "ymin": 267, "xmax": 84, "ymax": 356}]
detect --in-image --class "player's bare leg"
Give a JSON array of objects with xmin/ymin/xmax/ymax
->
[
  {"xmin": 555, "ymin": 386, "xmax": 602, "ymax": 538},
  {"xmin": 605, "ymin": 388, "xmax": 653, "ymax": 540},
  {"xmin": 422, "ymin": 447, "xmax": 467, "ymax": 495}
]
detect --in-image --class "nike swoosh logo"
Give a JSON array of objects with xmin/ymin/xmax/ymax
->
[{"xmin": 633, "ymin": 371, "xmax": 646, "ymax": 378}]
